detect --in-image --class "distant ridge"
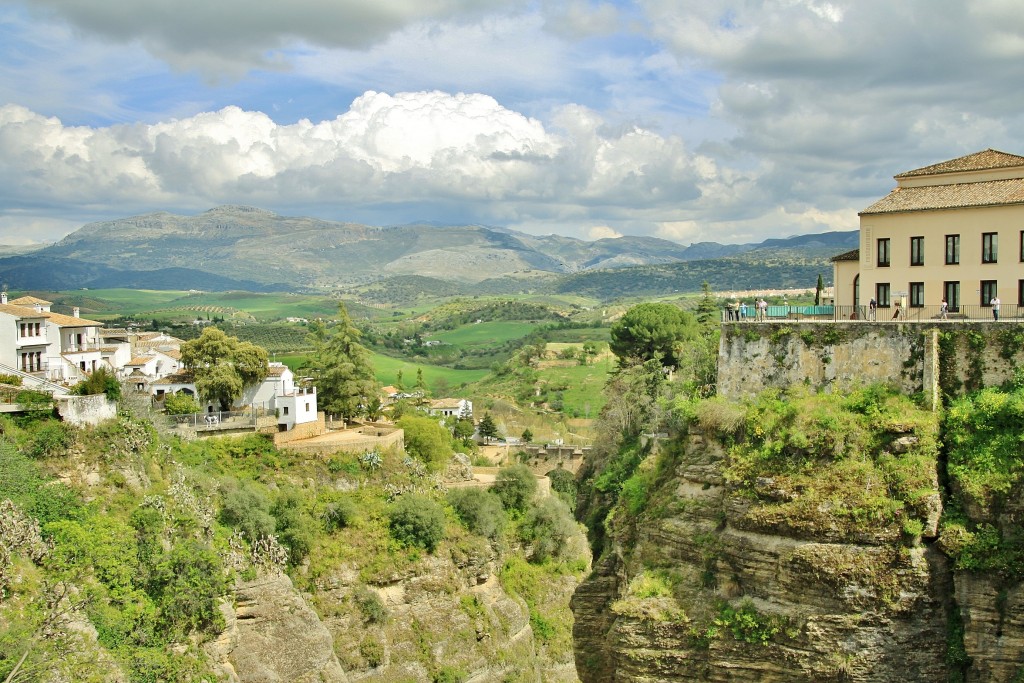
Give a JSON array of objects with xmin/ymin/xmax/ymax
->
[{"xmin": 1, "ymin": 206, "xmax": 856, "ymax": 296}]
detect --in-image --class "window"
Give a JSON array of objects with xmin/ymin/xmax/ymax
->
[
  {"xmin": 982, "ymin": 232, "xmax": 998, "ymax": 263},
  {"xmin": 910, "ymin": 237, "xmax": 924, "ymax": 266},
  {"xmin": 981, "ymin": 280, "xmax": 998, "ymax": 306},
  {"xmin": 1019, "ymin": 280, "xmax": 1024, "ymax": 306},
  {"xmin": 876, "ymin": 283, "xmax": 891, "ymax": 307},
  {"xmin": 1020, "ymin": 231, "xmax": 1024, "ymax": 262},
  {"xmin": 877, "ymin": 238, "xmax": 891, "ymax": 267},
  {"xmin": 946, "ymin": 234, "xmax": 960, "ymax": 265},
  {"xmin": 944, "ymin": 281, "xmax": 960, "ymax": 312},
  {"xmin": 910, "ymin": 282, "xmax": 924, "ymax": 307},
  {"xmin": 283, "ymin": 406, "xmax": 289, "ymax": 415}
]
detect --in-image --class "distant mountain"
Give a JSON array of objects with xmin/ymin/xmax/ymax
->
[{"xmin": 5, "ymin": 206, "xmax": 857, "ymax": 296}]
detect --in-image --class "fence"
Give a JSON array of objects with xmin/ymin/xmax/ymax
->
[{"xmin": 722, "ymin": 303, "xmax": 1024, "ymax": 323}]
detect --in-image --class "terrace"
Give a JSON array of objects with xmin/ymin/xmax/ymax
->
[{"xmin": 721, "ymin": 303, "xmax": 1020, "ymax": 323}]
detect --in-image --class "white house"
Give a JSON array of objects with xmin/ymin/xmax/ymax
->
[{"xmin": 426, "ymin": 397, "xmax": 473, "ymax": 419}]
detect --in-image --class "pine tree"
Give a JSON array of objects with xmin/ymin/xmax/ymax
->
[
  {"xmin": 478, "ymin": 412, "xmax": 500, "ymax": 442},
  {"xmin": 303, "ymin": 303, "xmax": 379, "ymax": 424}
]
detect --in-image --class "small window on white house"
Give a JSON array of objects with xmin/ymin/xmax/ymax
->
[{"xmin": 283, "ymin": 406, "xmax": 289, "ymax": 415}]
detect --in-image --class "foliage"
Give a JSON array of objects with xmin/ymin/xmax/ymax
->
[
  {"xmin": 519, "ymin": 496, "xmax": 579, "ymax": 563},
  {"xmin": 547, "ymin": 468, "xmax": 577, "ymax": 510},
  {"xmin": 388, "ymin": 494, "xmax": 447, "ymax": 552},
  {"xmin": 398, "ymin": 414, "xmax": 453, "ymax": 471},
  {"xmin": 323, "ymin": 497, "xmax": 359, "ymax": 531},
  {"xmin": 272, "ymin": 490, "xmax": 316, "ymax": 565},
  {"xmin": 447, "ymin": 487, "xmax": 506, "ymax": 539},
  {"xmin": 162, "ymin": 390, "xmax": 201, "ymax": 415},
  {"xmin": 219, "ymin": 480, "xmax": 275, "ymax": 541},
  {"xmin": 71, "ymin": 366, "xmax": 121, "ymax": 400},
  {"xmin": 302, "ymin": 303, "xmax": 378, "ymax": 422},
  {"xmin": 149, "ymin": 540, "xmax": 227, "ymax": 639},
  {"xmin": 180, "ymin": 327, "xmax": 269, "ymax": 410},
  {"xmin": 28, "ymin": 420, "xmax": 74, "ymax": 459},
  {"xmin": 521, "ymin": 427, "xmax": 534, "ymax": 443},
  {"xmin": 714, "ymin": 600, "xmax": 787, "ymax": 645},
  {"xmin": 477, "ymin": 412, "xmax": 500, "ymax": 441},
  {"xmin": 491, "ymin": 464, "xmax": 538, "ymax": 515},
  {"xmin": 0, "ymin": 440, "xmax": 81, "ymax": 526},
  {"xmin": 609, "ymin": 302, "xmax": 698, "ymax": 368},
  {"xmin": 353, "ymin": 585, "xmax": 389, "ymax": 625}
]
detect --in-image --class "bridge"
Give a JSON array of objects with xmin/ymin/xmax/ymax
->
[{"xmin": 483, "ymin": 443, "xmax": 591, "ymax": 477}]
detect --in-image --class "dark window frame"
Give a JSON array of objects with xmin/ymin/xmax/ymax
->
[
  {"xmin": 944, "ymin": 281, "xmax": 960, "ymax": 312},
  {"xmin": 981, "ymin": 280, "xmax": 998, "ymax": 306},
  {"xmin": 982, "ymin": 232, "xmax": 998, "ymax": 264},
  {"xmin": 946, "ymin": 234, "xmax": 960, "ymax": 265},
  {"xmin": 910, "ymin": 236, "xmax": 925, "ymax": 266},
  {"xmin": 909, "ymin": 282, "xmax": 924, "ymax": 308},
  {"xmin": 877, "ymin": 238, "xmax": 891, "ymax": 267},
  {"xmin": 876, "ymin": 282, "xmax": 891, "ymax": 307}
]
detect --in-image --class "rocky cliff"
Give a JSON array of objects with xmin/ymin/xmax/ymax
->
[{"xmin": 571, "ymin": 386, "xmax": 1024, "ymax": 682}]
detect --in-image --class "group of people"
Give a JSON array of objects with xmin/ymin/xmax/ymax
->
[{"xmin": 725, "ymin": 298, "xmax": 770, "ymax": 321}]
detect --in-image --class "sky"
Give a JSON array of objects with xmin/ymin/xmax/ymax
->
[{"xmin": 1, "ymin": 0, "xmax": 1023, "ymax": 247}]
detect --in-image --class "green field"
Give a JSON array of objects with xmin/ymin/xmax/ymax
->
[
  {"xmin": 432, "ymin": 321, "xmax": 541, "ymax": 349},
  {"xmin": 276, "ymin": 352, "xmax": 490, "ymax": 395}
]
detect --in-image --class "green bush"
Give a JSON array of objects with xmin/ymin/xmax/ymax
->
[
  {"xmin": 547, "ymin": 468, "xmax": 577, "ymax": 510},
  {"xmin": 29, "ymin": 420, "xmax": 74, "ymax": 458},
  {"xmin": 447, "ymin": 487, "xmax": 506, "ymax": 539},
  {"xmin": 150, "ymin": 540, "xmax": 227, "ymax": 639},
  {"xmin": 359, "ymin": 635, "xmax": 385, "ymax": 668},
  {"xmin": 324, "ymin": 497, "xmax": 359, "ymax": 531},
  {"xmin": 71, "ymin": 366, "xmax": 121, "ymax": 401},
  {"xmin": 388, "ymin": 494, "xmax": 447, "ymax": 552},
  {"xmin": 163, "ymin": 391, "xmax": 201, "ymax": 415},
  {"xmin": 491, "ymin": 464, "xmax": 537, "ymax": 515},
  {"xmin": 219, "ymin": 480, "xmax": 275, "ymax": 541},
  {"xmin": 398, "ymin": 414, "xmax": 454, "ymax": 471},
  {"xmin": 519, "ymin": 496, "xmax": 578, "ymax": 563},
  {"xmin": 354, "ymin": 585, "xmax": 388, "ymax": 624},
  {"xmin": 272, "ymin": 490, "xmax": 317, "ymax": 565}
]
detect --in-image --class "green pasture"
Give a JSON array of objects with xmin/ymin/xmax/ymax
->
[
  {"xmin": 276, "ymin": 352, "xmax": 490, "ymax": 395},
  {"xmin": 371, "ymin": 353, "xmax": 489, "ymax": 393},
  {"xmin": 432, "ymin": 321, "xmax": 540, "ymax": 349},
  {"xmin": 536, "ymin": 361, "xmax": 612, "ymax": 418}
]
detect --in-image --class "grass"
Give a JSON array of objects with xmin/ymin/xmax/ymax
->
[{"xmin": 433, "ymin": 321, "xmax": 541, "ymax": 349}]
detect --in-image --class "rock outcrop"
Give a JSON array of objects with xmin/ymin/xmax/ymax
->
[{"xmin": 572, "ymin": 427, "xmax": 974, "ymax": 682}]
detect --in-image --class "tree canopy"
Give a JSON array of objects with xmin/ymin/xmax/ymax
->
[
  {"xmin": 609, "ymin": 302, "xmax": 698, "ymax": 368},
  {"xmin": 303, "ymin": 303, "xmax": 379, "ymax": 422},
  {"xmin": 179, "ymin": 328, "xmax": 269, "ymax": 410}
]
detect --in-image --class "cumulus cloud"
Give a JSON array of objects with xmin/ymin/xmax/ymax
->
[
  {"xmin": 16, "ymin": 0, "xmax": 521, "ymax": 75},
  {"xmin": 0, "ymin": 92, "xmax": 717, "ymax": 240},
  {"xmin": 588, "ymin": 225, "xmax": 623, "ymax": 240}
]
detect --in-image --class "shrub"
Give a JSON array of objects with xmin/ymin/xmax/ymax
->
[
  {"xmin": 519, "ymin": 496, "xmax": 578, "ymax": 563},
  {"xmin": 29, "ymin": 420, "xmax": 74, "ymax": 458},
  {"xmin": 398, "ymin": 414, "xmax": 454, "ymax": 471},
  {"xmin": 272, "ymin": 490, "xmax": 316, "ymax": 565},
  {"xmin": 447, "ymin": 487, "xmax": 506, "ymax": 539},
  {"xmin": 219, "ymin": 480, "xmax": 275, "ymax": 541},
  {"xmin": 547, "ymin": 468, "xmax": 577, "ymax": 510},
  {"xmin": 388, "ymin": 494, "xmax": 447, "ymax": 552},
  {"xmin": 360, "ymin": 635, "xmax": 385, "ymax": 668},
  {"xmin": 164, "ymin": 391, "xmax": 201, "ymax": 415},
  {"xmin": 491, "ymin": 464, "xmax": 537, "ymax": 515},
  {"xmin": 71, "ymin": 366, "xmax": 121, "ymax": 401},
  {"xmin": 324, "ymin": 497, "xmax": 359, "ymax": 531},
  {"xmin": 354, "ymin": 585, "xmax": 388, "ymax": 624},
  {"xmin": 150, "ymin": 540, "xmax": 227, "ymax": 639}
]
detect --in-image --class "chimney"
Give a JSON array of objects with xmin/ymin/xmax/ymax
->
[
  {"xmin": 73, "ymin": 306, "xmax": 80, "ymax": 318},
  {"xmin": 0, "ymin": 292, "xmax": 6, "ymax": 305}
]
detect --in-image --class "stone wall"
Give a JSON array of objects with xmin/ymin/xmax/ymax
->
[
  {"xmin": 271, "ymin": 412, "xmax": 327, "ymax": 446},
  {"xmin": 717, "ymin": 321, "xmax": 1024, "ymax": 406},
  {"xmin": 56, "ymin": 394, "xmax": 118, "ymax": 426}
]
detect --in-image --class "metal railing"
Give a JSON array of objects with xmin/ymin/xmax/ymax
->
[{"xmin": 721, "ymin": 304, "xmax": 1024, "ymax": 322}]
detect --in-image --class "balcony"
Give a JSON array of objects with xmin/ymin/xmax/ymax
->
[{"xmin": 721, "ymin": 304, "xmax": 1022, "ymax": 323}]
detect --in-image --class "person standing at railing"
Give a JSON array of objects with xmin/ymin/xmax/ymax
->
[
  {"xmin": 991, "ymin": 296, "xmax": 1001, "ymax": 321},
  {"xmin": 869, "ymin": 298, "xmax": 877, "ymax": 321},
  {"xmin": 940, "ymin": 298, "xmax": 948, "ymax": 320},
  {"xmin": 740, "ymin": 301, "xmax": 748, "ymax": 320}
]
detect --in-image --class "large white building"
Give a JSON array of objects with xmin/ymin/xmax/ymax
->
[{"xmin": 834, "ymin": 149, "xmax": 1024, "ymax": 314}]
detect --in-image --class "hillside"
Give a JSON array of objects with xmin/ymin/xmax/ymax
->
[{"xmin": 1, "ymin": 206, "xmax": 857, "ymax": 296}]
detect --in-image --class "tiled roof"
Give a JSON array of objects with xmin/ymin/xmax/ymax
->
[
  {"xmin": 127, "ymin": 356, "xmax": 156, "ymax": 366},
  {"xmin": 44, "ymin": 311, "xmax": 103, "ymax": 327},
  {"xmin": 101, "ymin": 328, "xmax": 131, "ymax": 336},
  {"xmin": 895, "ymin": 149, "xmax": 1024, "ymax": 178},
  {"xmin": 860, "ymin": 177, "xmax": 1024, "ymax": 215},
  {"xmin": 267, "ymin": 365, "xmax": 288, "ymax": 377},
  {"xmin": 152, "ymin": 371, "xmax": 195, "ymax": 385},
  {"xmin": 9, "ymin": 295, "xmax": 52, "ymax": 306},
  {"xmin": 429, "ymin": 398, "xmax": 465, "ymax": 409},
  {"xmin": 831, "ymin": 248, "xmax": 860, "ymax": 262},
  {"xmin": 0, "ymin": 303, "xmax": 48, "ymax": 319}
]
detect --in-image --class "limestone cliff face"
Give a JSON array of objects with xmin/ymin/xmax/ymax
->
[
  {"xmin": 572, "ymin": 429, "xmax": 958, "ymax": 682},
  {"xmin": 206, "ymin": 572, "xmax": 349, "ymax": 682}
]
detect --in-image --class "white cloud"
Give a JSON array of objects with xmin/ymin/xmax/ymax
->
[{"xmin": 588, "ymin": 225, "xmax": 622, "ymax": 240}]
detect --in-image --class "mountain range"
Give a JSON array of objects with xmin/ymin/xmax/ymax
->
[{"xmin": 0, "ymin": 206, "xmax": 857, "ymax": 297}]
